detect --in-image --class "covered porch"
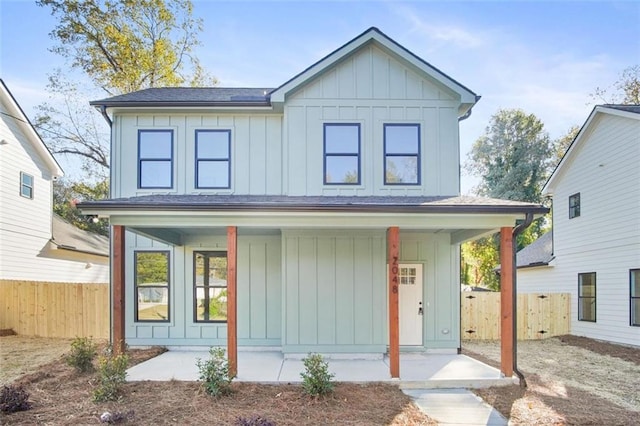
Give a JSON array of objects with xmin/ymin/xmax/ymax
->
[{"xmin": 125, "ymin": 349, "xmax": 515, "ymax": 389}]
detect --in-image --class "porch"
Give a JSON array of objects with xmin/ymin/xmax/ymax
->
[{"xmin": 126, "ymin": 350, "xmax": 515, "ymax": 389}]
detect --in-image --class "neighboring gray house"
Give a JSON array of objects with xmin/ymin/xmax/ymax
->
[
  {"xmin": 0, "ymin": 79, "xmax": 109, "ymax": 284},
  {"xmin": 80, "ymin": 28, "xmax": 547, "ymax": 377},
  {"xmin": 517, "ymin": 105, "xmax": 640, "ymax": 347}
]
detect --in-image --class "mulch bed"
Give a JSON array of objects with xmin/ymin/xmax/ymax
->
[{"xmin": 1, "ymin": 346, "xmax": 434, "ymax": 425}]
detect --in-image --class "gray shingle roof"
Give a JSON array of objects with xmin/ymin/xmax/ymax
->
[
  {"xmin": 51, "ymin": 214, "xmax": 109, "ymax": 257},
  {"xmin": 516, "ymin": 231, "xmax": 553, "ymax": 268},
  {"xmin": 601, "ymin": 104, "xmax": 640, "ymax": 114},
  {"xmin": 91, "ymin": 87, "xmax": 274, "ymax": 107},
  {"xmin": 78, "ymin": 194, "xmax": 548, "ymax": 215}
]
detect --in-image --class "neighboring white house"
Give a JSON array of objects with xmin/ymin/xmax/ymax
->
[
  {"xmin": 0, "ymin": 79, "xmax": 109, "ymax": 284},
  {"xmin": 517, "ymin": 105, "xmax": 640, "ymax": 347},
  {"xmin": 80, "ymin": 28, "xmax": 547, "ymax": 377}
]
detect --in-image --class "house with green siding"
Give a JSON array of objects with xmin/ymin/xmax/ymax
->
[{"xmin": 80, "ymin": 28, "xmax": 547, "ymax": 377}]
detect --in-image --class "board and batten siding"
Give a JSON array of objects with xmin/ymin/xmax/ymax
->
[
  {"xmin": 125, "ymin": 233, "xmax": 281, "ymax": 346},
  {"xmin": 112, "ymin": 114, "xmax": 283, "ymax": 198},
  {"xmin": 284, "ymin": 44, "xmax": 460, "ymax": 197},
  {"xmin": 519, "ymin": 113, "xmax": 640, "ymax": 347}
]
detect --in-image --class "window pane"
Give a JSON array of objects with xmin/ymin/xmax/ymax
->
[
  {"xmin": 21, "ymin": 173, "xmax": 33, "ymax": 186},
  {"xmin": 197, "ymin": 131, "xmax": 230, "ymax": 159},
  {"xmin": 196, "ymin": 288, "xmax": 228, "ymax": 321},
  {"xmin": 140, "ymin": 131, "xmax": 172, "ymax": 158},
  {"xmin": 631, "ymin": 270, "xmax": 640, "ymax": 297},
  {"xmin": 386, "ymin": 157, "xmax": 418, "ymax": 184},
  {"xmin": 579, "ymin": 273, "xmax": 595, "ymax": 297},
  {"xmin": 136, "ymin": 252, "xmax": 169, "ymax": 286},
  {"xmin": 197, "ymin": 161, "xmax": 230, "ymax": 188},
  {"xmin": 325, "ymin": 156, "xmax": 359, "ymax": 183},
  {"xmin": 325, "ymin": 125, "xmax": 359, "ymax": 154},
  {"xmin": 385, "ymin": 125, "xmax": 419, "ymax": 154},
  {"xmin": 632, "ymin": 299, "xmax": 640, "ymax": 326},
  {"xmin": 140, "ymin": 161, "xmax": 172, "ymax": 188},
  {"xmin": 21, "ymin": 185, "xmax": 33, "ymax": 199},
  {"xmin": 579, "ymin": 297, "xmax": 595, "ymax": 321},
  {"xmin": 137, "ymin": 288, "xmax": 169, "ymax": 321}
]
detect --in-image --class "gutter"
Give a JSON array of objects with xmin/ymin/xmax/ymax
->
[
  {"xmin": 511, "ymin": 212, "xmax": 534, "ymax": 388},
  {"xmin": 99, "ymin": 105, "xmax": 112, "ymax": 127}
]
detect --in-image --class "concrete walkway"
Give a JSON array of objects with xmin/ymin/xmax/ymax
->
[{"xmin": 403, "ymin": 388, "xmax": 508, "ymax": 426}]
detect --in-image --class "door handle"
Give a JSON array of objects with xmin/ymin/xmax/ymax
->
[{"xmin": 418, "ymin": 301, "xmax": 423, "ymax": 315}]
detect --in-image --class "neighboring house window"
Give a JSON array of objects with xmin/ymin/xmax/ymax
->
[
  {"xmin": 384, "ymin": 124, "xmax": 420, "ymax": 185},
  {"xmin": 194, "ymin": 251, "xmax": 228, "ymax": 322},
  {"xmin": 195, "ymin": 130, "xmax": 231, "ymax": 189},
  {"xmin": 631, "ymin": 269, "xmax": 640, "ymax": 327},
  {"xmin": 323, "ymin": 123, "xmax": 360, "ymax": 184},
  {"xmin": 20, "ymin": 172, "xmax": 33, "ymax": 199},
  {"xmin": 135, "ymin": 251, "xmax": 170, "ymax": 322},
  {"xmin": 578, "ymin": 272, "xmax": 596, "ymax": 322},
  {"xmin": 569, "ymin": 193, "xmax": 580, "ymax": 219},
  {"xmin": 138, "ymin": 130, "xmax": 173, "ymax": 189}
]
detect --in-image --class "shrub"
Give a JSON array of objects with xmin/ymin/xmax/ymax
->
[
  {"xmin": 236, "ymin": 415, "xmax": 275, "ymax": 426},
  {"xmin": 66, "ymin": 337, "xmax": 97, "ymax": 373},
  {"xmin": 196, "ymin": 347, "xmax": 235, "ymax": 396},
  {"xmin": 0, "ymin": 384, "xmax": 32, "ymax": 413},
  {"xmin": 300, "ymin": 353, "xmax": 334, "ymax": 396},
  {"xmin": 93, "ymin": 353, "xmax": 129, "ymax": 402}
]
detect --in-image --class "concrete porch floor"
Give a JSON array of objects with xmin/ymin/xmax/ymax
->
[{"xmin": 126, "ymin": 350, "xmax": 516, "ymax": 389}]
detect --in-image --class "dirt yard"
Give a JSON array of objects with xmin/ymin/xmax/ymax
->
[
  {"xmin": 0, "ymin": 335, "xmax": 434, "ymax": 425},
  {"xmin": 0, "ymin": 335, "xmax": 73, "ymax": 385},
  {"xmin": 464, "ymin": 335, "xmax": 640, "ymax": 425}
]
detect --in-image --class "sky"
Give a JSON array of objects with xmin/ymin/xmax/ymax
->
[{"xmin": 1, "ymin": 0, "xmax": 639, "ymax": 192}]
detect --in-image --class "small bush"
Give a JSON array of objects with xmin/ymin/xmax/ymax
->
[
  {"xmin": 196, "ymin": 347, "xmax": 235, "ymax": 396},
  {"xmin": 300, "ymin": 353, "xmax": 334, "ymax": 396},
  {"xmin": 66, "ymin": 337, "xmax": 97, "ymax": 373},
  {"xmin": 236, "ymin": 415, "xmax": 275, "ymax": 426},
  {"xmin": 0, "ymin": 384, "xmax": 32, "ymax": 413},
  {"xmin": 93, "ymin": 353, "xmax": 129, "ymax": 402}
]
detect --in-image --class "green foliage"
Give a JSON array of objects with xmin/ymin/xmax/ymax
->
[
  {"xmin": 461, "ymin": 236, "xmax": 500, "ymax": 290},
  {"xmin": 66, "ymin": 337, "xmax": 98, "ymax": 373},
  {"xmin": 53, "ymin": 178, "xmax": 109, "ymax": 236},
  {"xmin": 93, "ymin": 353, "xmax": 129, "ymax": 402},
  {"xmin": 37, "ymin": 0, "xmax": 214, "ymax": 95},
  {"xmin": 300, "ymin": 353, "xmax": 335, "ymax": 396},
  {"xmin": 466, "ymin": 108, "xmax": 551, "ymax": 203},
  {"xmin": 196, "ymin": 347, "xmax": 235, "ymax": 396},
  {"xmin": 136, "ymin": 252, "xmax": 169, "ymax": 285},
  {"xmin": 0, "ymin": 385, "xmax": 32, "ymax": 414},
  {"xmin": 551, "ymin": 125, "xmax": 580, "ymax": 169}
]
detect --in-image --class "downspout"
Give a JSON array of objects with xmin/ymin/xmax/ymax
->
[
  {"xmin": 512, "ymin": 212, "xmax": 534, "ymax": 388},
  {"xmin": 99, "ymin": 105, "xmax": 112, "ymax": 127}
]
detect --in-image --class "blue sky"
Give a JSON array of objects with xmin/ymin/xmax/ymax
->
[{"xmin": 1, "ymin": 0, "xmax": 639, "ymax": 191}]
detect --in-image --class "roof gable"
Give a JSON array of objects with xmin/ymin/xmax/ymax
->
[
  {"xmin": 269, "ymin": 27, "xmax": 479, "ymax": 114},
  {"xmin": 0, "ymin": 79, "xmax": 64, "ymax": 178},
  {"xmin": 543, "ymin": 105, "xmax": 640, "ymax": 195}
]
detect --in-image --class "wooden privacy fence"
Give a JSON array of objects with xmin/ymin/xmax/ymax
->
[
  {"xmin": 0, "ymin": 280, "xmax": 109, "ymax": 339},
  {"xmin": 461, "ymin": 292, "xmax": 570, "ymax": 340}
]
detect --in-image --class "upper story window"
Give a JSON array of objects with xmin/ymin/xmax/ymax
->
[
  {"xmin": 569, "ymin": 193, "xmax": 580, "ymax": 219},
  {"xmin": 384, "ymin": 124, "xmax": 420, "ymax": 185},
  {"xmin": 631, "ymin": 269, "xmax": 640, "ymax": 327},
  {"xmin": 138, "ymin": 130, "xmax": 173, "ymax": 189},
  {"xmin": 20, "ymin": 172, "xmax": 34, "ymax": 199},
  {"xmin": 323, "ymin": 123, "xmax": 360, "ymax": 185},
  {"xmin": 195, "ymin": 130, "xmax": 231, "ymax": 189},
  {"xmin": 578, "ymin": 272, "xmax": 596, "ymax": 322}
]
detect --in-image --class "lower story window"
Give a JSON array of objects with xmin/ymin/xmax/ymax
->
[
  {"xmin": 194, "ymin": 251, "xmax": 228, "ymax": 322},
  {"xmin": 631, "ymin": 269, "xmax": 640, "ymax": 326},
  {"xmin": 578, "ymin": 272, "xmax": 596, "ymax": 322},
  {"xmin": 135, "ymin": 251, "xmax": 170, "ymax": 322}
]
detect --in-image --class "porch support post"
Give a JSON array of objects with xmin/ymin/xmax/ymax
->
[
  {"xmin": 112, "ymin": 225, "xmax": 126, "ymax": 355},
  {"xmin": 227, "ymin": 226, "xmax": 238, "ymax": 377},
  {"xmin": 500, "ymin": 227, "xmax": 514, "ymax": 377},
  {"xmin": 387, "ymin": 226, "xmax": 400, "ymax": 379}
]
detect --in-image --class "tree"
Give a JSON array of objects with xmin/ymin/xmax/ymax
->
[
  {"xmin": 53, "ymin": 178, "xmax": 110, "ymax": 236},
  {"xmin": 466, "ymin": 109, "xmax": 552, "ymax": 203},
  {"xmin": 591, "ymin": 65, "xmax": 640, "ymax": 105},
  {"xmin": 551, "ymin": 125, "xmax": 580, "ymax": 169},
  {"xmin": 463, "ymin": 109, "xmax": 552, "ymax": 289},
  {"xmin": 37, "ymin": 0, "xmax": 213, "ymax": 95}
]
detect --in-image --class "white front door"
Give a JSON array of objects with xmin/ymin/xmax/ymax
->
[{"xmin": 399, "ymin": 264, "xmax": 423, "ymax": 346}]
